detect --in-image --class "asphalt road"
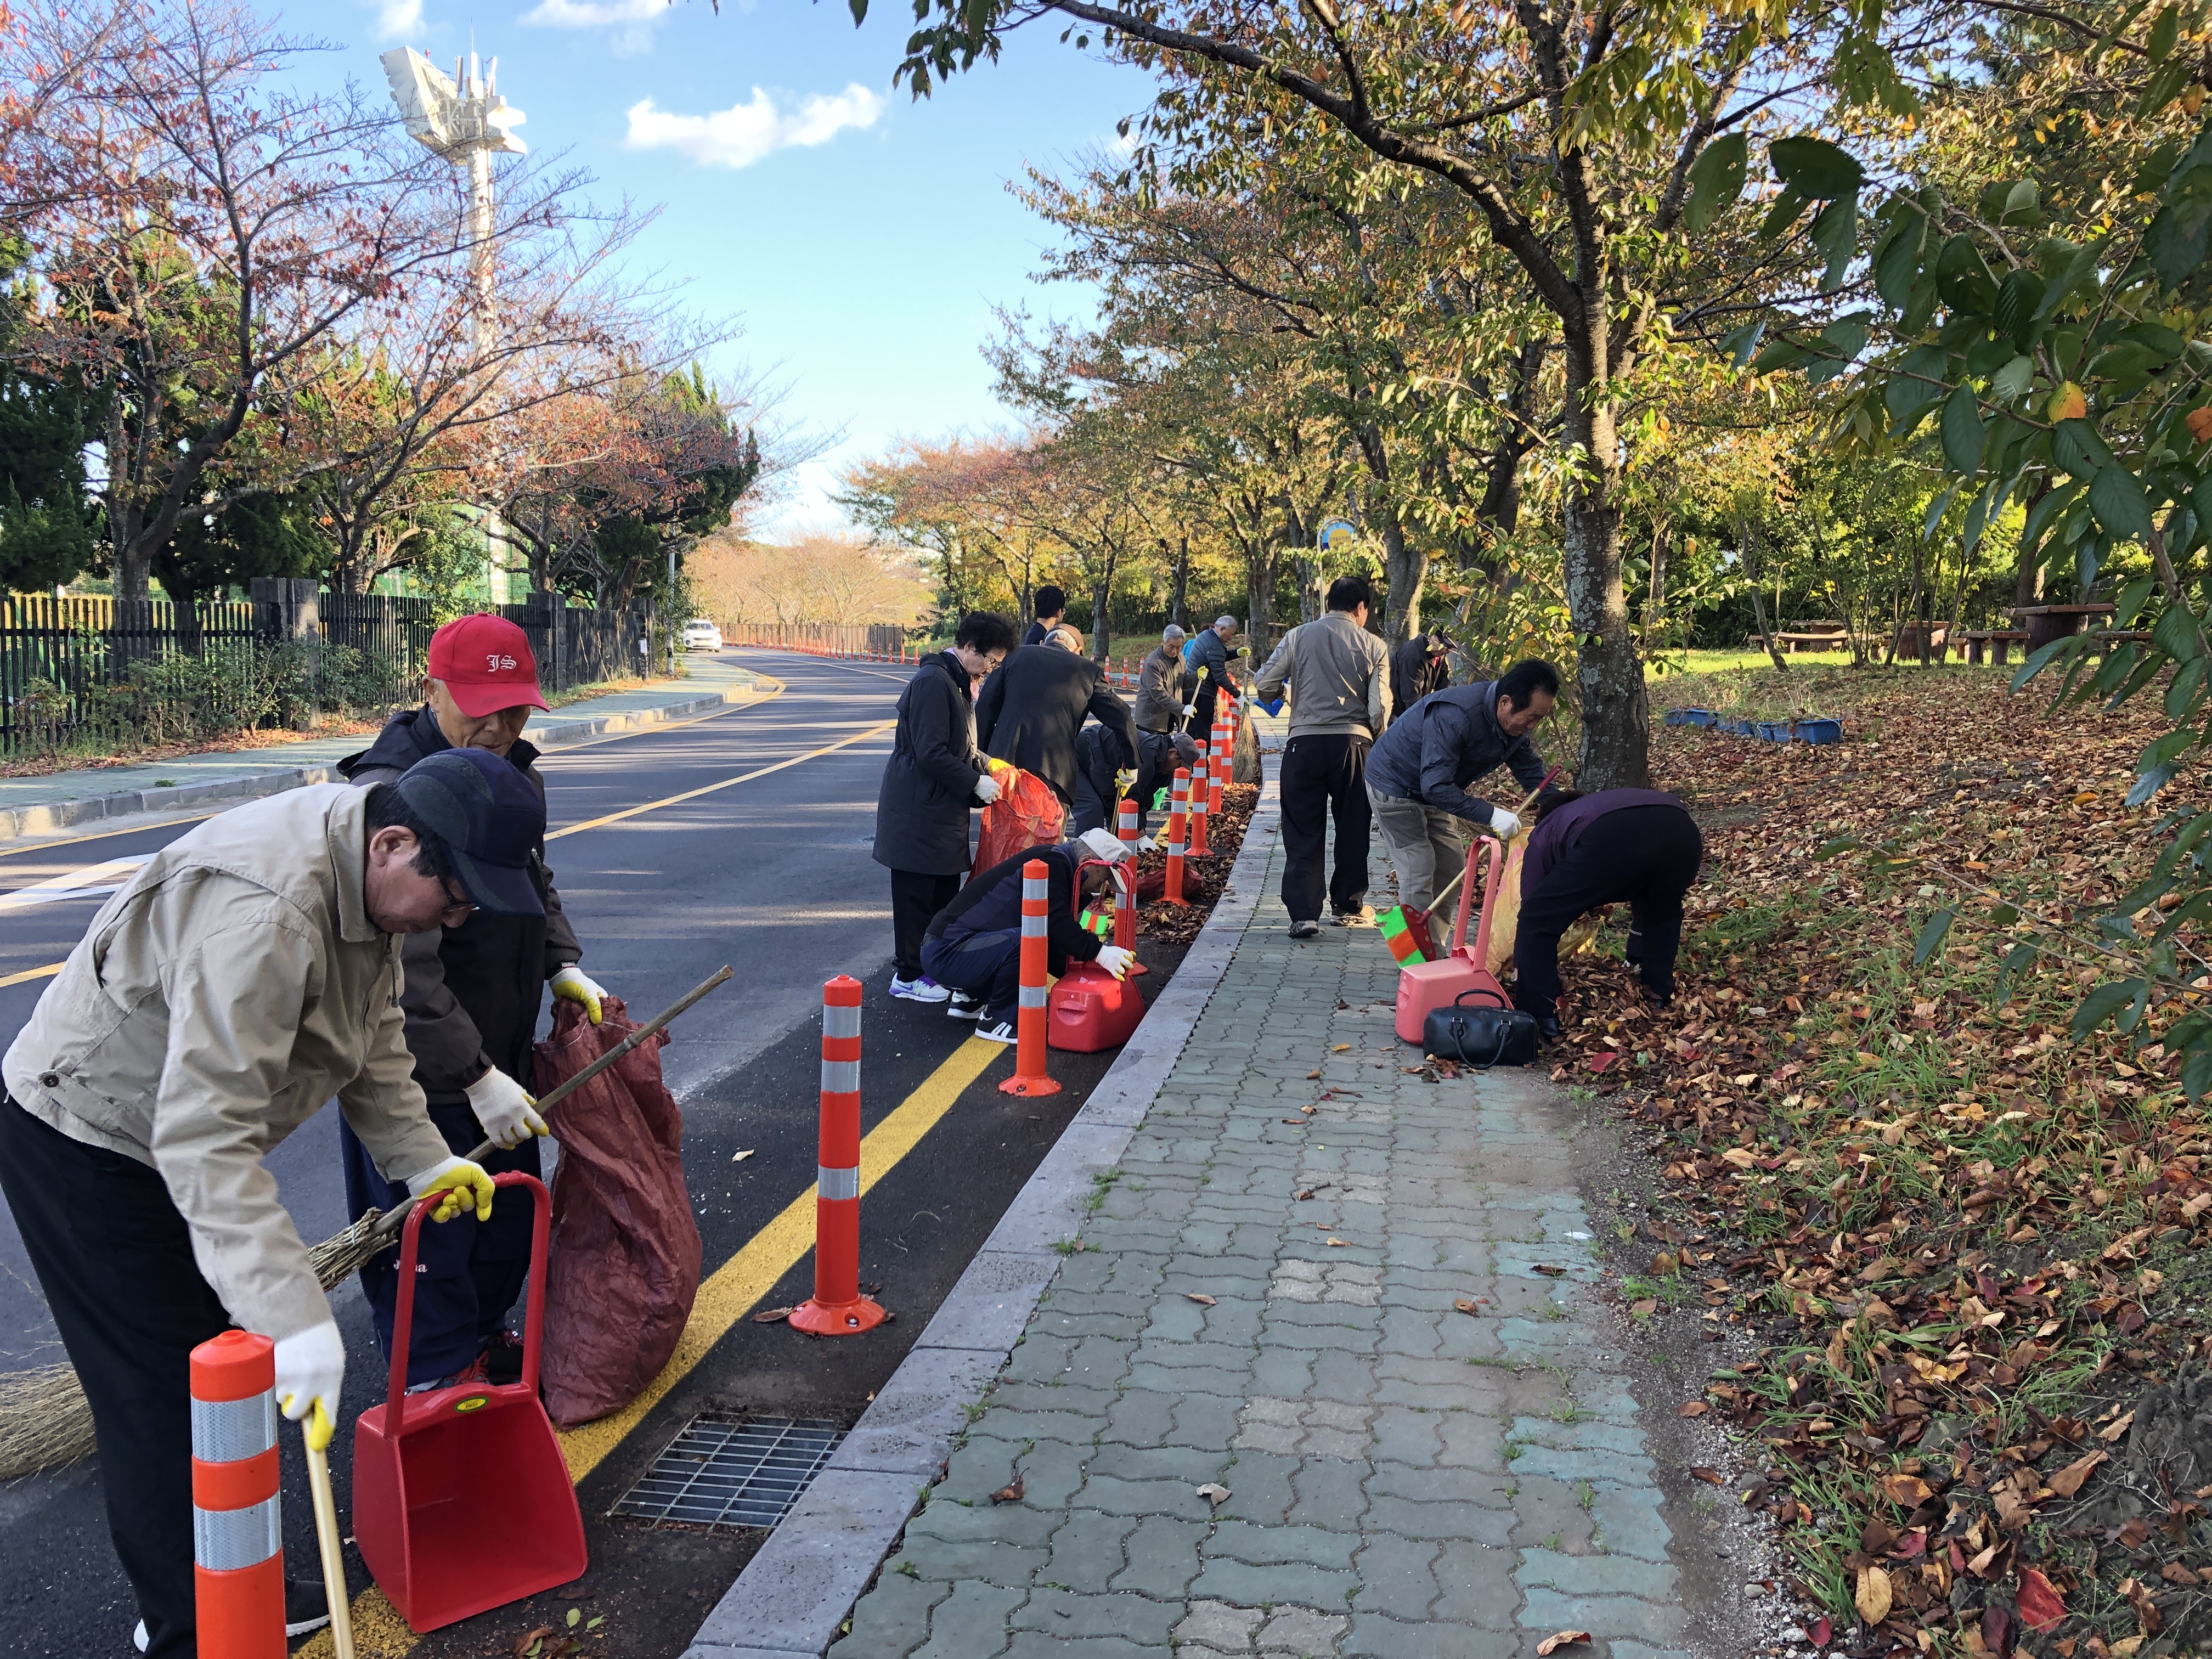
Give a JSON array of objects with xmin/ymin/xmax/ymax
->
[{"xmin": 0, "ymin": 648, "xmax": 1187, "ymax": 1658}]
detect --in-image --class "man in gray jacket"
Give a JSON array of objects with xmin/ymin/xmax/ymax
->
[
  {"xmin": 0, "ymin": 758, "xmax": 523, "ymax": 1656},
  {"xmin": 1132, "ymin": 624, "xmax": 1190, "ymax": 734},
  {"xmin": 1364, "ymin": 658, "xmax": 1559, "ymax": 915},
  {"xmin": 1184, "ymin": 615, "xmax": 1242, "ymax": 738},
  {"xmin": 1252, "ymin": 575, "xmax": 1391, "ymax": 937}
]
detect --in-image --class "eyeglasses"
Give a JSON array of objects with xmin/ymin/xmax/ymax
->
[{"xmin": 439, "ymin": 878, "xmax": 477, "ymax": 922}]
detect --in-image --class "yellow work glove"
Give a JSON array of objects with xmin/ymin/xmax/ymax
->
[
  {"xmin": 407, "ymin": 1154, "xmax": 496, "ymax": 1223},
  {"xmin": 984, "ymin": 756, "xmax": 1014, "ymax": 780},
  {"xmin": 306, "ymin": 1399, "xmax": 336, "ymax": 1455},
  {"xmin": 550, "ymin": 964, "xmax": 606, "ymax": 1025}
]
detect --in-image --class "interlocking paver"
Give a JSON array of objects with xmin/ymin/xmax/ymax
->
[{"xmin": 839, "ymin": 819, "xmax": 1698, "ymax": 1655}]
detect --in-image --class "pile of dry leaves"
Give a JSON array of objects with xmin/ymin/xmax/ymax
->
[
  {"xmin": 1542, "ymin": 666, "xmax": 2212, "ymax": 1657},
  {"xmin": 1130, "ymin": 782, "xmax": 1258, "ymax": 946}
]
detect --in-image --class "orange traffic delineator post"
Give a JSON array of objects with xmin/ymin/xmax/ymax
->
[
  {"xmin": 1164, "ymin": 769, "xmax": 1191, "ymax": 906},
  {"xmin": 1210, "ymin": 702, "xmax": 1232, "ymax": 815},
  {"xmin": 998, "ymin": 859, "xmax": 1062, "ymax": 1096},
  {"xmin": 191, "ymin": 1329, "xmax": 285, "ymax": 1659},
  {"xmin": 1111, "ymin": 799, "xmax": 1149, "ymax": 974},
  {"xmin": 793, "ymin": 976, "xmax": 887, "ymax": 1333},
  {"xmin": 1188, "ymin": 742, "xmax": 1212, "ymax": 857}
]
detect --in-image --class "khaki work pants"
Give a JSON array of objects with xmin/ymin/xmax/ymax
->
[{"xmin": 1365, "ymin": 784, "xmax": 1472, "ymax": 912}]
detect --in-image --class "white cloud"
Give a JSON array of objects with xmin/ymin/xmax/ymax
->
[
  {"xmin": 521, "ymin": 0, "xmax": 667, "ymax": 26},
  {"xmin": 371, "ymin": 0, "xmax": 424, "ymax": 40},
  {"xmin": 624, "ymin": 84, "xmax": 887, "ymax": 169}
]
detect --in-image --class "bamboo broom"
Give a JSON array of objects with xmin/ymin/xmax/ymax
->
[{"xmin": 0, "ymin": 966, "xmax": 732, "ymax": 1480}]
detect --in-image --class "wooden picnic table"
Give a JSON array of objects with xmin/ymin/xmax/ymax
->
[{"xmin": 2010, "ymin": 603, "xmax": 2117, "ymax": 653}]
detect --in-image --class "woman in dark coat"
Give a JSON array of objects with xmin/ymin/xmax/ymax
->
[
  {"xmin": 874, "ymin": 611, "xmax": 1018, "ymax": 1003},
  {"xmin": 1513, "ymin": 786, "xmax": 1704, "ymax": 1039}
]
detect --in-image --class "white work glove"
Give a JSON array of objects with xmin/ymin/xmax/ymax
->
[
  {"xmin": 1488, "ymin": 806, "xmax": 1523, "ymax": 838},
  {"xmin": 1137, "ymin": 835, "xmax": 1159, "ymax": 852},
  {"xmin": 273, "ymin": 1321, "xmax": 345, "ymax": 1426},
  {"xmin": 405, "ymin": 1152, "xmax": 498, "ymax": 1223},
  {"xmin": 550, "ymin": 964, "xmax": 606, "ymax": 1025},
  {"xmin": 1095, "ymin": 945, "xmax": 1135, "ymax": 980},
  {"xmin": 465, "ymin": 1068, "xmax": 548, "ymax": 1150},
  {"xmin": 1181, "ymin": 704, "xmax": 1196, "ymax": 718},
  {"xmin": 973, "ymin": 770, "xmax": 1002, "ymax": 804}
]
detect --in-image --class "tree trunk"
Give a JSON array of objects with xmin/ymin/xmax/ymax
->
[
  {"xmin": 1647, "ymin": 527, "xmax": 1668, "ymax": 637},
  {"xmin": 1378, "ymin": 513, "xmax": 1426, "ymax": 644},
  {"xmin": 1748, "ymin": 584, "xmax": 1789, "ymax": 674},
  {"xmin": 1246, "ymin": 537, "xmax": 1278, "ymax": 658},
  {"xmin": 1885, "ymin": 545, "xmax": 1923, "ymax": 668},
  {"xmin": 1168, "ymin": 537, "xmax": 1189, "ymax": 629},
  {"xmin": 1092, "ymin": 577, "xmax": 1111, "ymax": 662},
  {"xmin": 1557, "ymin": 381, "xmax": 1649, "ymax": 790},
  {"xmin": 2013, "ymin": 483, "xmax": 2047, "ymax": 614}
]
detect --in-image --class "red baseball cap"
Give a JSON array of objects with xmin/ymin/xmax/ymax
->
[{"xmin": 426, "ymin": 614, "xmax": 549, "ymax": 718}]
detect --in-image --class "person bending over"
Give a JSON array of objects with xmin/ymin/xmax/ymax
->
[
  {"xmin": 1070, "ymin": 721, "xmax": 1199, "ymax": 838},
  {"xmin": 920, "ymin": 830, "xmax": 1136, "ymax": 1045},
  {"xmin": 1513, "ymin": 786, "xmax": 1705, "ymax": 1040}
]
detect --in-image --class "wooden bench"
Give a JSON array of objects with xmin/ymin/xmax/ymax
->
[
  {"xmin": 2011, "ymin": 602, "xmax": 2117, "ymax": 652},
  {"xmin": 1962, "ymin": 630, "xmax": 2030, "ymax": 665},
  {"xmin": 1773, "ymin": 631, "xmax": 1853, "ymax": 653}
]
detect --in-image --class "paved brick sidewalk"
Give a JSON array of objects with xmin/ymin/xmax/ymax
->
[{"xmin": 830, "ymin": 826, "xmax": 1697, "ymax": 1659}]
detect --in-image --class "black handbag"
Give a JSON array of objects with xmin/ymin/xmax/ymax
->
[{"xmin": 1422, "ymin": 988, "xmax": 1539, "ymax": 1068}]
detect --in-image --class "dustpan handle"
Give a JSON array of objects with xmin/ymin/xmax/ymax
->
[
  {"xmin": 386, "ymin": 1171, "xmax": 550, "ymax": 1432},
  {"xmin": 1468, "ymin": 838, "xmax": 1507, "ymax": 968}
]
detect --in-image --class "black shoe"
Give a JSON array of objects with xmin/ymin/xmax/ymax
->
[
  {"xmin": 480, "ymin": 1330, "xmax": 524, "ymax": 1385},
  {"xmin": 946, "ymin": 992, "xmax": 985, "ymax": 1020},
  {"xmin": 285, "ymin": 1576, "xmax": 332, "ymax": 1637},
  {"xmin": 1536, "ymin": 1014, "xmax": 1564, "ymax": 1042},
  {"xmin": 1289, "ymin": 919, "xmax": 1321, "ymax": 939}
]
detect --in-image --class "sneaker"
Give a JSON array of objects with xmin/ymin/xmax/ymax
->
[
  {"xmin": 1331, "ymin": 907, "xmax": 1375, "ymax": 928},
  {"xmin": 977, "ymin": 1018, "xmax": 1020, "ymax": 1046},
  {"xmin": 406, "ymin": 1355, "xmax": 490, "ymax": 1396},
  {"xmin": 946, "ymin": 992, "xmax": 985, "ymax": 1020},
  {"xmin": 285, "ymin": 1577, "xmax": 334, "ymax": 1638},
  {"xmin": 890, "ymin": 974, "xmax": 952, "ymax": 1003},
  {"xmin": 1289, "ymin": 919, "xmax": 1321, "ymax": 939}
]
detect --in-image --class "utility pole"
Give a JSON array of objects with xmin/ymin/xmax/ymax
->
[{"xmin": 381, "ymin": 46, "xmax": 526, "ymax": 601}]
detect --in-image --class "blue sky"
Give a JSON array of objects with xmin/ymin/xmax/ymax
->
[{"xmin": 289, "ymin": 0, "xmax": 1155, "ymax": 534}]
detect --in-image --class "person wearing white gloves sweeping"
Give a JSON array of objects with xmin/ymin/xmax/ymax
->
[
  {"xmin": 336, "ymin": 613, "xmax": 612, "ymax": 1396},
  {"xmin": 0, "ymin": 755, "xmax": 518, "ymax": 1657}
]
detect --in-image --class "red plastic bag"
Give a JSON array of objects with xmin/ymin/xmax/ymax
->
[
  {"xmin": 531, "ymin": 995, "xmax": 702, "ymax": 1428},
  {"xmin": 972, "ymin": 767, "xmax": 1064, "ymax": 877}
]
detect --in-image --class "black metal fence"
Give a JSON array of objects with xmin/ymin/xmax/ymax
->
[{"xmin": 0, "ymin": 588, "xmax": 655, "ymax": 756}]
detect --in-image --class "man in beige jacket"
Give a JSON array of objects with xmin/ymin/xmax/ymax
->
[
  {"xmin": 1252, "ymin": 574, "xmax": 1391, "ymax": 937},
  {"xmin": 0, "ymin": 750, "xmax": 531, "ymax": 1658}
]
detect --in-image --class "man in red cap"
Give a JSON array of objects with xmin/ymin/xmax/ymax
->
[{"xmin": 336, "ymin": 613, "xmax": 612, "ymax": 1391}]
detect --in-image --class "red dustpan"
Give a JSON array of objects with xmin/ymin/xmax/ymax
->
[
  {"xmin": 353, "ymin": 1172, "xmax": 586, "ymax": 1633},
  {"xmin": 1395, "ymin": 836, "xmax": 1514, "ymax": 1043}
]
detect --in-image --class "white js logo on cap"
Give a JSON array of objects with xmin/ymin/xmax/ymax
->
[{"xmin": 485, "ymin": 653, "xmax": 517, "ymax": 672}]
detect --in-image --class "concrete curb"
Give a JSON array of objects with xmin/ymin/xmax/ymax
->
[
  {"xmin": 0, "ymin": 672, "xmax": 771, "ymax": 845},
  {"xmin": 681, "ymin": 761, "xmax": 1285, "ymax": 1659}
]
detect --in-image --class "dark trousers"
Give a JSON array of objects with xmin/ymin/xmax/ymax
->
[
  {"xmin": 0, "ymin": 1097, "xmax": 237, "ymax": 1657},
  {"xmin": 920, "ymin": 927, "xmax": 1023, "ymax": 1022},
  {"xmin": 1184, "ymin": 682, "xmax": 1220, "ymax": 741},
  {"xmin": 341, "ymin": 1104, "xmax": 539, "ymax": 1387},
  {"xmin": 889, "ymin": 868, "xmax": 962, "ymax": 980},
  {"xmin": 1278, "ymin": 733, "xmax": 1372, "ymax": 921},
  {"xmin": 1069, "ymin": 774, "xmax": 1115, "ymax": 838},
  {"xmin": 1514, "ymin": 805, "xmax": 1703, "ymax": 1019}
]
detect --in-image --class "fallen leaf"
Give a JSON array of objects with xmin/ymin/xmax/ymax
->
[
  {"xmin": 731, "ymin": 1149, "xmax": 755, "ymax": 1162},
  {"xmin": 1651, "ymin": 1251, "xmax": 1679, "ymax": 1275},
  {"xmin": 2047, "ymin": 1448, "xmax": 2108, "ymax": 1497},
  {"xmin": 2123, "ymin": 1576, "xmax": 2163, "ymax": 1635},
  {"xmin": 2018, "ymin": 1566, "xmax": 2067, "ymax": 1631},
  {"xmin": 1282, "ymin": 1118, "xmax": 1308, "ymax": 1125},
  {"xmin": 1330, "ymin": 1043, "xmax": 1350, "ymax": 1052},
  {"xmin": 1295, "ymin": 1189, "xmax": 1314, "ymax": 1200},
  {"xmin": 515, "ymin": 1630, "xmax": 555, "ymax": 1658},
  {"xmin": 1688, "ymin": 1466, "xmax": 1724, "ymax": 1485},
  {"xmin": 1587, "ymin": 1052, "xmax": 1618, "ymax": 1073},
  {"xmin": 1678, "ymin": 1401, "xmax": 1708, "ymax": 1417},
  {"xmin": 751, "ymin": 1306, "xmax": 792, "ymax": 1324},
  {"xmin": 1881, "ymin": 1474, "xmax": 1933, "ymax": 1507},
  {"xmin": 1533, "ymin": 1264, "xmax": 1568, "ymax": 1277},
  {"xmin": 2119, "ymin": 1517, "xmax": 2152, "ymax": 1549},
  {"xmin": 1809, "ymin": 1617, "xmax": 1831, "ymax": 1647},
  {"xmin": 1185, "ymin": 1293, "xmax": 1217, "ymax": 1306},
  {"xmin": 1195, "ymin": 1482, "xmax": 1231, "ymax": 1506},
  {"xmin": 1629, "ymin": 1299, "xmax": 1658, "ymax": 1317},
  {"xmin": 989, "ymin": 1476, "xmax": 1025, "ymax": 1505},
  {"xmin": 1855, "ymin": 1564, "xmax": 1893, "ymax": 1625},
  {"xmin": 1453, "ymin": 1298, "xmax": 1485, "ymax": 1315},
  {"xmin": 2100, "ymin": 1410, "xmax": 2137, "ymax": 1443},
  {"xmin": 2162, "ymin": 1561, "xmax": 2203, "ymax": 1585},
  {"xmin": 1304, "ymin": 1070, "xmax": 1321, "ymax": 1079},
  {"xmin": 1326, "ymin": 1237, "xmax": 1348, "ymax": 1247},
  {"xmin": 1535, "ymin": 1634, "xmax": 1592, "ymax": 1656}
]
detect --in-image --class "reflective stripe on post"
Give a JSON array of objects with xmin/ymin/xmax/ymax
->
[
  {"xmin": 191, "ymin": 1330, "xmax": 284, "ymax": 1659},
  {"xmin": 1188, "ymin": 742, "xmax": 1211, "ymax": 857},
  {"xmin": 1164, "ymin": 770, "xmax": 1190, "ymax": 907},
  {"xmin": 1210, "ymin": 704, "xmax": 1231, "ymax": 815},
  {"xmin": 1114, "ymin": 798, "xmax": 1141, "ymax": 952},
  {"xmin": 791, "ymin": 976, "xmax": 886, "ymax": 1335},
  {"xmin": 998, "ymin": 859, "xmax": 1062, "ymax": 1096}
]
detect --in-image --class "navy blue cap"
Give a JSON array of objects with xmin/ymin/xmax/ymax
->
[{"xmin": 393, "ymin": 748, "xmax": 545, "ymax": 917}]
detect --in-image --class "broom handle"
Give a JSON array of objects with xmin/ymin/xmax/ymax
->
[
  {"xmin": 1422, "ymin": 766, "xmax": 1565, "ymax": 915},
  {"xmin": 368, "ymin": 964, "xmax": 733, "ymax": 1245},
  {"xmin": 302, "ymin": 1414, "xmax": 356, "ymax": 1659}
]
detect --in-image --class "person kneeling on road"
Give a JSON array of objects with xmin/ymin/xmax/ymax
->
[
  {"xmin": 0, "ymin": 763, "xmax": 513, "ymax": 1658},
  {"xmin": 874, "ymin": 610, "xmax": 1018, "ymax": 1005},
  {"xmin": 1069, "ymin": 719, "xmax": 1198, "ymax": 839},
  {"xmin": 919, "ymin": 828, "xmax": 1136, "ymax": 1045},
  {"xmin": 338, "ymin": 613, "xmax": 609, "ymax": 1391},
  {"xmin": 1513, "ymin": 786, "xmax": 1705, "ymax": 1042}
]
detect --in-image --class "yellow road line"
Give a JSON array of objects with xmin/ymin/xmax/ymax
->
[
  {"xmin": 0, "ymin": 962, "xmax": 60, "ymax": 989},
  {"xmin": 297, "ymin": 1032, "xmax": 1006, "ymax": 1659},
  {"xmin": 545, "ymin": 718, "xmax": 895, "ymax": 841}
]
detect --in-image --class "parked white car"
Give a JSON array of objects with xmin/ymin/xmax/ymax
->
[{"xmin": 682, "ymin": 619, "xmax": 724, "ymax": 652}]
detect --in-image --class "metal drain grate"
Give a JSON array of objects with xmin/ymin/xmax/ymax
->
[{"xmin": 612, "ymin": 1415, "xmax": 845, "ymax": 1530}]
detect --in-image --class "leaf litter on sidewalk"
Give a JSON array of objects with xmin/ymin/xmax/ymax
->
[{"xmin": 1532, "ymin": 667, "xmax": 2212, "ymax": 1655}]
